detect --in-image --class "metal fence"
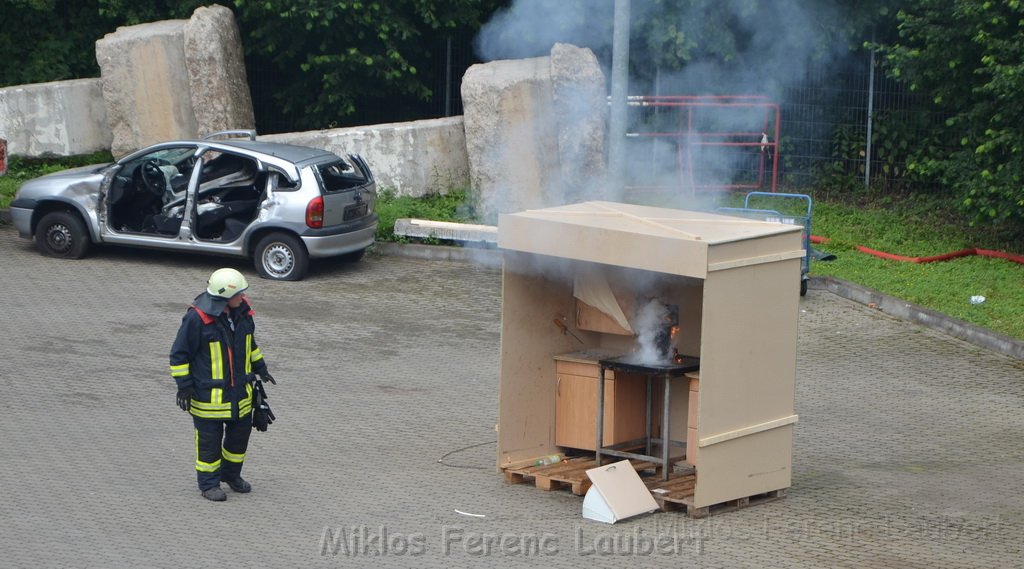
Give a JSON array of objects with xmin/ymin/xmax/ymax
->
[
  {"xmin": 250, "ymin": 43, "xmax": 943, "ymax": 195},
  {"xmin": 621, "ymin": 55, "xmax": 947, "ymax": 196},
  {"xmin": 776, "ymin": 55, "xmax": 946, "ymax": 193}
]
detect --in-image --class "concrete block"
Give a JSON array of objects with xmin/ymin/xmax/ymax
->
[
  {"xmin": 97, "ymin": 19, "xmax": 196, "ymax": 157},
  {"xmin": 0, "ymin": 79, "xmax": 111, "ymax": 157},
  {"xmin": 462, "ymin": 55, "xmax": 558, "ymax": 222},
  {"xmin": 183, "ymin": 4, "xmax": 254, "ymax": 136},
  {"xmin": 96, "ymin": 5, "xmax": 253, "ymax": 158},
  {"xmin": 261, "ymin": 117, "xmax": 469, "ymax": 198},
  {"xmin": 462, "ymin": 43, "xmax": 607, "ymax": 222},
  {"xmin": 550, "ymin": 43, "xmax": 608, "ymax": 204}
]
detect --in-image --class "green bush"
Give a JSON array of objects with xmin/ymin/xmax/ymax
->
[
  {"xmin": 373, "ymin": 187, "xmax": 479, "ymax": 242},
  {"xmin": 0, "ymin": 151, "xmax": 113, "ymax": 209}
]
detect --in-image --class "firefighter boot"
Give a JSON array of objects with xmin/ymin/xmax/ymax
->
[
  {"xmin": 224, "ymin": 477, "xmax": 252, "ymax": 493},
  {"xmin": 202, "ymin": 486, "xmax": 227, "ymax": 501}
]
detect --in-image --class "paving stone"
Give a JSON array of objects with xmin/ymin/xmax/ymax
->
[{"xmin": 0, "ymin": 225, "xmax": 1021, "ymax": 568}]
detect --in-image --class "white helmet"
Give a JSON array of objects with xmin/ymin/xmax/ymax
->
[{"xmin": 207, "ymin": 268, "xmax": 249, "ymax": 299}]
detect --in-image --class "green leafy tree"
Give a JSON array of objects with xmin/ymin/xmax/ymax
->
[
  {"xmin": 97, "ymin": 0, "xmax": 207, "ymax": 23},
  {"xmin": 234, "ymin": 0, "xmax": 502, "ymax": 131},
  {"xmin": 0, "ymin": 0, "xmax": 116, "ymax": 86},
  {"xmin": 875, "ymin": 0, "xmax": 1024, "ymax": 232}
]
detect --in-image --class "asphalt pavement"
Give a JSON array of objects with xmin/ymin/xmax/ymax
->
[{"xmin": 0, "ymin": 224, "xmax": 1021, "ymax": 568}]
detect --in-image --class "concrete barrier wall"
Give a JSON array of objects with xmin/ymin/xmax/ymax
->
[
  {"xmin": 0, "ymin": 73, "xmax": 468, "ymax": 199},
  {"xmin": 0, "ymin": 79, "xmax": 112, "ymax": 158},
  {"xmin": 262, "ymin": 116, "xmax": 469, "ymax": 197}
]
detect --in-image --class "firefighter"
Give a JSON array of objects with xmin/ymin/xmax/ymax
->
[{"xmin": 169, "ymin": 268, "xmax": 276, "ymax": 501}]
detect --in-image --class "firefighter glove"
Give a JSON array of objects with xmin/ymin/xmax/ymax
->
[
  {"xmin": 176, "ymin": 386, "xmax": 194, "ymax": 412},
  {"xmin": 259, "ymin": 371, "xmax": 276, "ymax": 385},
  {"xmin": 253, "ymin": 407, "xmax": 273, "ymax": 432}
]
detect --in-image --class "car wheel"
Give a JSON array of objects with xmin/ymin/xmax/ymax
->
[
  {"xmin": 35, "ymin": 211, "xmax": 91, "ymax": 259},
  {"xmin": 338, "ymin": 247, "xmax": 366, "ymax": 263},
  {"xmin": 254, "ymin": 232, "xmax": 309, "ymax": 281}
]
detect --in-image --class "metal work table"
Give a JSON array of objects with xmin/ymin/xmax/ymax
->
[{"xmin": 597, "ymin": 355, "xmax": 700, "ymax": 480}]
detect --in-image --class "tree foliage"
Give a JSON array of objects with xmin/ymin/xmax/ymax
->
[
  {"xmin": 875, "ymin": 0, "xmax": 1024, "ymax": 230},
  {"xmin": 234, "ymin": 0, "xmax": 501, "ymax": 131},
  {"xmin": 0, "ymin": 0, "xmax": 115, "ymax": 86}
]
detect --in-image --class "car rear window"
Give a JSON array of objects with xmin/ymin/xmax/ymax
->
[{"xmin": 317, "ymin": 158, "xmax": 367, "ymax": 192}]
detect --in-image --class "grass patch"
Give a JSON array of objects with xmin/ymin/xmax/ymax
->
[
  {"xmin": 806, "ymin": 192, "xmax": 1024, "ymax": 340},
  {"xmin": 374, "ymin": 187, "xmax": 479, "ymax": 242},
  {"xmin": 0, "ymin": 151, "xmax": 113, "ymax": 208}
]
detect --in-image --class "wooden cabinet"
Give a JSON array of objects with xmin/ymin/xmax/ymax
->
[{"xmin": 554, "ymin": 352, "xmax": 647, "ymax": 451}]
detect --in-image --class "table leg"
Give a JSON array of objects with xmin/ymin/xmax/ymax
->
[
  {"xmin": 645, "ymin": 375, "xmax": 652, "ymax": 456},
  {"xmin": 662, "ymin": 372, "xmax": 671, "ymax": 481}
]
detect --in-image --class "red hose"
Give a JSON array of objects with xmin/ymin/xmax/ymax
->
[
  {"xmin": 810, "ymin": 234, "xmax": 1024, "ymax": 265},
  {"xmin": 855, "ymin": 246, "xmax": 979, "ymax": 263}
]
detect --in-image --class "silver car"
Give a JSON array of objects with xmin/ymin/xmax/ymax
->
[{"xmin": 10, "ymin": 130, "xmax": 377, "ymax": 280}]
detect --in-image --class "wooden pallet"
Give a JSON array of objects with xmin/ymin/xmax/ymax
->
[
  {"xmin": 651, "ymin": 486, "xmax": 788, "ymax": 518},
  {"xmin": 645, "ymin": 471, "xmax": 697, "ymax": 511},
  {"xmin": 503, "ymin": 457, "xmax": 661, "ymax": 496},
  {"xmin": 504, "ymin": 457, "xmax": 786, "ymax": 518}
]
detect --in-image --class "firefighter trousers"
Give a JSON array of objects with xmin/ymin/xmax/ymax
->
[{"xmin": 193, "ymin": 416, "xmax": 252, "ymax": 491}]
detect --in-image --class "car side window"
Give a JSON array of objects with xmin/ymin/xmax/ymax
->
[{"xmin": 267, "ymin": 167, "xmax": 298, "ymax": 191}]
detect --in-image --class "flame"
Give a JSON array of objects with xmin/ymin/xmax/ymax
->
[{"xmin": 670, "ymin": 326, "xmax": 679, "ymax": 339}]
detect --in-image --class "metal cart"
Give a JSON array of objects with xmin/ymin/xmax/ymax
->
[{"xmin": 718, "ymin": 192, "xmax": 813, "ymax": 296}]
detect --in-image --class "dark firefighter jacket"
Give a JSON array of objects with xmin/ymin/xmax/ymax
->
[{"xmin": 169, "ymin": 293, "xmax": 268, "ymax": 421}]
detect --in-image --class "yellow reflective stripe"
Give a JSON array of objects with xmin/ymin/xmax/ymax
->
[
  {"xmin": 209, "ymin": 341, "xmax": 223, "ymax": 380},
  {"xmin": 196, "ymin": 458, "xmax": 222, "ymax": 472},
  {"xmin": 245, "ymin": 335, "xmax": 253, "ymax": 374},
  {"xmin": 238, "ymin": 383, "xmax": 253, "ymax": 414},
  {"xmin": 170, "ymin": 363, "xmax": 189, "ymax": 377},
  {"xmin": 190, "ymin": 400, "xmax": 232, "ymax": 411},
  {"xmin": 222, "ymin": 448, "xmax": 245, "ymax": 463},
  {"xmin": 190, "ymin": 389, "xmax": 230, "ymax": 411},
  {"xmin": 191, "ymin": 408, "xmax": 232, "ymax": 419},
  {"xmin": 251, "ymin": 347, "xmax": 263, "ymax": 363},
  {"xmin": 195, "ymin": 430, "xmax": 222, "ymax": 472}
]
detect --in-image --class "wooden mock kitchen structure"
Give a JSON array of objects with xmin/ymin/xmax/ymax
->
[{"xmin": 496, "ymin": 201, "xmax": 803, "ymax": 512}]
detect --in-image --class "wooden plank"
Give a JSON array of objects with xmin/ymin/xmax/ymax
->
[{"xmin": 698, "ymin": 414, "xmax": 799, "ymax": 448}]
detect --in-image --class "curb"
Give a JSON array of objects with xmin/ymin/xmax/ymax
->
[
  {"xmin": 809, "ymin": 276, "xmax": 1023, "ymax": 361},
  {"xmin": 372, "ymin": 242, "xmax": 503, "ymax": 269}
]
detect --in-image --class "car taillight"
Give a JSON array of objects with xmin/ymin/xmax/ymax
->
[{"xmin": 306, "ymin": 196, "xmax": 324, "ymax": 228}]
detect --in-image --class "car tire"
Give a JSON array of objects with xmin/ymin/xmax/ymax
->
[
  {"xmin": 338, "ymin": 247, "xmax": 367, "ymax": 263},
  {"xmin": 254, "ymin": 232, "xmax": 309, "ymax": 281},
  {"xmin": 35, "ymin": 210, "xmax": 91, "ymax": 259}
]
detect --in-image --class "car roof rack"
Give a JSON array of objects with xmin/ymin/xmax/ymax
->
[{"xmin": 202, "ymin": 129, "xmax": 257, "ymax": 141}]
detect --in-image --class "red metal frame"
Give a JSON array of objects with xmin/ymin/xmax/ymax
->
[{"xmin": 624, "ymin": 95, "xmax": 780, "ymax": 195}]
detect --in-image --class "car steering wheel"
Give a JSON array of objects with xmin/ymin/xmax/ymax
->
[{"xmin": 140, "ymin": 159, "xmax": 166, "ymax": 196}]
